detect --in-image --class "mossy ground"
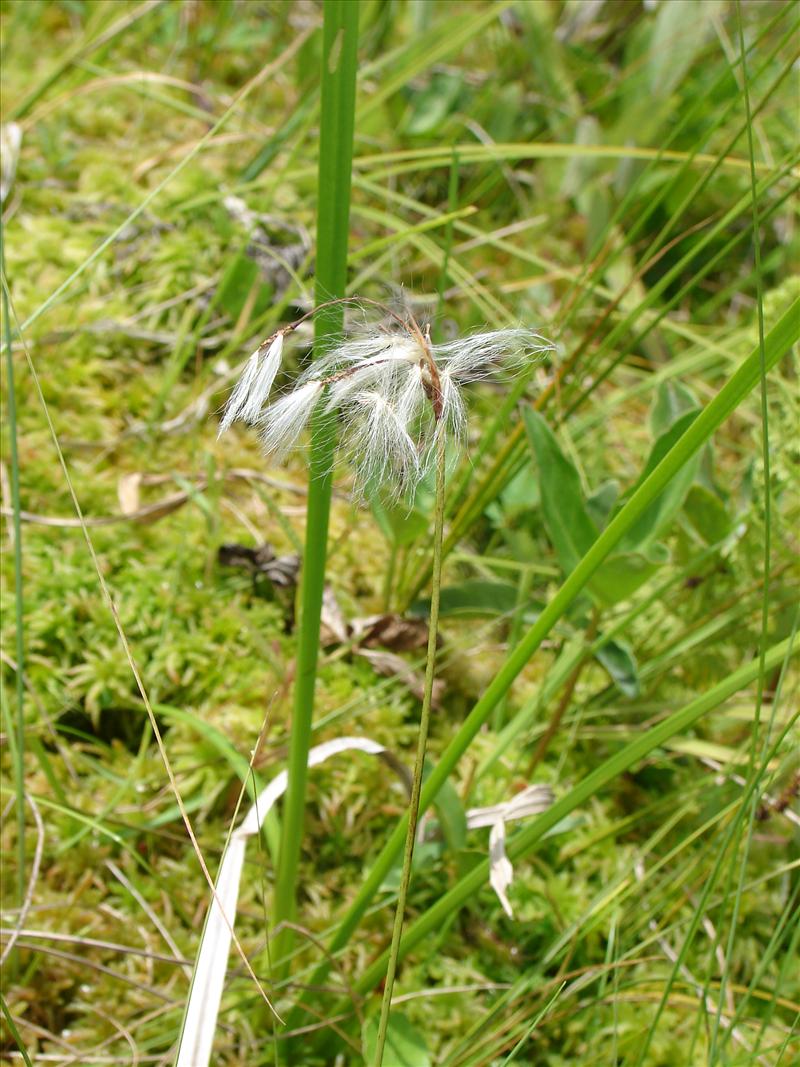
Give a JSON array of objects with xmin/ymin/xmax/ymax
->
[{"xmin": 2, "ymin": 2, "xmax": 798, "ymax": 1065}]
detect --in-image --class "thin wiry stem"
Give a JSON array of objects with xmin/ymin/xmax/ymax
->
[
  {"xmin": 707, "ymin": 9, "xmax": 773, "ymax": 1062},
  {"xmin": 373, "ymin": 429, "xmax": 447, "ymax": 1066},
  {"xmin": 1, "ymin": 215, "xmax": 26, "ymax": 937}
]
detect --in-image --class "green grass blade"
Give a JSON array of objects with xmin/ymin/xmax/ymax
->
[
  {"xmin": 7, "ymin": 0, "xmax": 164, "ymax": 121},
  {"xmin": 0, "ymin": 993, "xmax": 33, "ymax": 1067},
  {"xmin": 272, "ymin": 0, "xmax": 360, "ymax": 975},
  {"xmin": 352, "ymin": 635, "xmax": 796, "ymax": 997},
  {"xmin": 295, "ymin": 295, "xmax": 799, "ymax": 1006}
]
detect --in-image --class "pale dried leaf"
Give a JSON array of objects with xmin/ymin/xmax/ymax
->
[
  {"xmin": 489, "ymin": 820, "xmax": 514, "ymax": 919},
  {"xmin": 466, "ymin": 784, "xmax": 553, "ymax": 829},
  {"xmin": 178, "ymin": 736, "xmax": 386, "ymax": 1067},
  {"xmin": 320, "ymin": 585, "xmax": 351, "ymax": 645},
  {"xmin": 1, "ymin": 123, "xmax": 22, "ymax": 203},
  {"xmin": 468, "ymin": 785, "xmax": 554, "ymax": 916},
  {"xmin": 117, "ymin": 472, "xmax": 142, "ymax": 515}
]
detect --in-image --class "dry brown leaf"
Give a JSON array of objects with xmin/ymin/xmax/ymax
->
[
  {"xmin": 355, "ymin": 648, "xmax": 444, "ymax": 706},
  {"xmin": 350, "ymin": 613, "xmax": 430, "ymax": 652},
  {"xmin": 319, "ymin": 589, "xmax": 445, "ymax": 703},
  {"xmin": 217, "ymin": 543, "xmax": 300, "ymax": 588}
]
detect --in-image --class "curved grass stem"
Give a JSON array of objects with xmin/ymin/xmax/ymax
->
[
  {"xmin": 0, "ymin": 217, "xmax": 26, "ymax": 943},
  {"xmin": 372, "ymin": 431, "xmax": 447, "ymax": 1065}
]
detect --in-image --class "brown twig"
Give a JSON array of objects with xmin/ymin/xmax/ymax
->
[{"xmin": 527, "ymin": 610, "xmax": 600, "ymax": 776}]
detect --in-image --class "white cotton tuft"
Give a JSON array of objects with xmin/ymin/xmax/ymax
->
[
  {"xmin": 218, "ymin": 350, "xmax": 260, "ymax": 436},
  {"xmin": 324, "ymin": 354, "xmax": 411, "ymax": 413},
  {"xmin": 241, "ymin": 334, "xmax": 284, "ymax": 421},
  {"xmin": 345, "ymin": 390, "xmax": 419, "ymax": 493},
  {"xmin": 217, "ymin": 310, "xmax": 553, "ymax": 496},
  {"xmin": 299, "ymin": 334, "xmax": 422, "ymax": 387},
  {"xmin": 433, "ymin": 327, "xmax": 553, "ymax": 384},
  {"xmin": 394, "ymin": 363, "xmax": 427, "ymax": 428},
  {"xmin": 219, "ymin": 334, "xmax": 284, "ymax": 435},
  {"xmin": 324, "ymin": 333, "xmax": 422, "ymax": 371},
  {"xmin": 438, "ymin": 368, "xmax": 466, "ymax": 442},
  {"xmin": 258, "ymin": 379, "xmax": 323, "ymax": 458}
]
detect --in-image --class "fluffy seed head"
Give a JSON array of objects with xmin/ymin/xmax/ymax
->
[
  {"xmin": 258, "ymin": 379, "xmax": 323, "ymax": 459},
  {"xmin": 218, "ymin": 312, "xmax": 553, "ymax": 496},
  {"xmin": 346, "ymin": 390, "xmax": 420, "ymax": 492},
  {"xmin": 219, "ymin": 333, "xmax": 284, "ymax": 436},
  {"xmin": 432, "ymin": 328, "xmax": 552, "ymax": 384}
]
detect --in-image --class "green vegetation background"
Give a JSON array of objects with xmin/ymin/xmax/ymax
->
[{"xmin": 1, "ymin": 1, "xmax": 798, "ymax": 1065}]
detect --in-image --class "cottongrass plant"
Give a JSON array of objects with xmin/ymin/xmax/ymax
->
[
  {"xmin": 221, "ymin": 300, "xmax": 551, "ymax": 496},
  {"xmin": 219, "ymin": 299, "xmax": 551, "ymax": 1064}
]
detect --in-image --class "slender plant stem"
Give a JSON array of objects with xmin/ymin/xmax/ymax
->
[
  {"xmin": 382, "ymin": 541, "xmax": 397, "ymax": 611},
  {"xmin": 1, "ymin": 217, "xmax": 26, "ymax": 925},
  {"xmin": 435, "ymin": 147, "xmax": 459, "ymax": 321},
  {"xmin": 373, "ymin": 431, "xmax": 447, "ymax": 1066},
  {"xmin": 272, "ymin": 0, "xmax": 359, "ymax": 977},
  {"xmin": 708, "ymin": 10, "xmax": 773, "ymax": 1059},
  {"xmin": 493, "ymin": 563, "xmax": 535, "ymax": 732}
]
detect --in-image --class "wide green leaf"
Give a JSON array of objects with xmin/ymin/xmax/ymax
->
[
  {"xmin": 523, "ymin": 408, "xmax": 598, "ymax": 575},
  {"xmin": 412, "ymin": 579, "xmax": 522, "ymax": 619},
  {"xmin": 585, "ymin": 479, "xmax": 620, "ymax": 530},
  {"xmin": 524, "ymin": 406, "xmax": 678, "ymax": 606},
  {"xmin": 648, "ymin": 0, "xmax": 720, "ymax": 98},
  {"xmin": 362, "ymin": 1013, "xmax": 431, "ymax": 1067},
  {"xmin": 589, "ymin": 542, "xmax": 669, "ymax": 606},
  {"xmin": 594, "ymin": 638, "xmax": 640, "ymax": 698},
  {"xmin": 684, "ymin": 483, "xmax": 733, "ymax": 544},
  {"xmin": 650, "ymin": 378, "xmax": 699, "ymax": 438},
  {"xmin": 371, "ymin": 493, "xmax": 431, "ymax": 547}
]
